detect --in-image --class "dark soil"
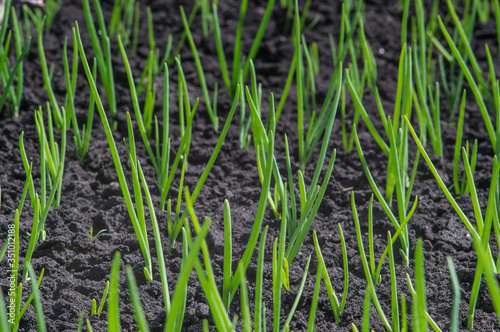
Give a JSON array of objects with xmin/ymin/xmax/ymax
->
[{"xmin": 1, "ymin": 0, "xmax": 499, "ymax": 331}]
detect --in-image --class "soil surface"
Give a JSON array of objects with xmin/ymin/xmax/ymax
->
[{"xmin": 1, "ymin": 0, "xmax": 500, "ymax": 331}]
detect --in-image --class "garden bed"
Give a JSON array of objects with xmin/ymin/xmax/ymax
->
[{"xmin": 1, "ymin": 0, "xmax": 500, "ymax": 331}]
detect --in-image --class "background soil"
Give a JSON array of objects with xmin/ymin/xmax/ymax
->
[{"xmin": 1, "ymin": 0, "xmax": 500, "ymax": 331}]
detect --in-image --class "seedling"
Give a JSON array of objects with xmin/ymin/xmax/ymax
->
[
  {"xmin": 180, "ymin": 133, "xmax": 308, "ymax": 332},
  {"xmin": 246, "ymin": 57, "xmax": 340, "ymax": 265},
  {"xmin": 306, "ymin": 264, "xmax": 322, "ymax": 332},
  {"xmin": 471, "ymin": 230, "xmax": 500, "ymax": 326},
  {"xmin": 312, "ymin": 229, "xmax": 348, "ymax": 323},
  {"xmin": 269, "ymin": 184, "xmax": 311, "ymax": 332},
  {"xmin": 118, "ymin": 40, "xmax": 199, "ymax": 214},
  {"xmin": 348, "ymin": 43, "xmax": 419, "ymax": 265},
  {"xmin": 180, "ymin": 6, "xmax": 219, "ymax": 131},
  {"xmin": 358, "ymin": 17, "xmax": 377, "ymax": 92},
  {"xmin": 413, "ymin": 238, "xmax": 428, "ymax": 331},
  {"xmin": 34, "ymin": 105, "xmax": 67, "ymax": 209},
  {"xmin": 98, "ymin": 219, "xmax": 210, "ymax": 332},
  {"xmin": 432, "ymin": 0, "xmax": 475, "ymax": 116},
  {"xmin": 76, "ymin": 311, "xmax": 84, "ymax": 332},
  {"xmin": 0, "ymin": 166, "xmax": 48, "ymax": 331},
  {"xmin": 410, "ymin": 0, "xmax": 443, "ymax": 156},
  {"xmin": 406, "ymin": 116, "xmax": 500, "ymax": 329},
  {"xmin": 168, "ymin": 4, "xmax": 200, "ymax": 65},
  {"xmin": 65, "ymin": 30, "xmax": 97, "ymax": 165},
  {"xmin": 447, "ymin": 257, "xmax": 461, "ymax": 332},
  {"xmin": 352, "ymin": 285, "xmax": 372, "ymax": 332},
  {"xmin": 237, "ymin": 61, "xmax": 259, "ymax": 149},
  {"xmin": 121, "ymin": 38, "xmax": 238, "ymax": 255},
  {"xmin": 163, "ymin": 88, "xmax": 240, "ymax": 249},
  {"xmin": 221, "ymin": 114, "xmax": 274, "ymax": 308},
  {"xmin": 211, "ymin": 0, "xmax": 275, "ymax": 99},
  {"xmin": 43, "ymin": 0, "xmax": 62, "ymax": 32},
  {"xmin": 452, "ymin": 90, "xmax": 477, "ymax": 195},
  {"xmin": 292, "ymin": 0, "xmax": 344, "ymax": 169},
  {"xmin": 27, "ymin": 265, "xmax": 47, "ymax": 332},
  {"xmin": 254, "ymin": 226, "xmax": 268, "ymax": 332},
  {"xmin": 353, "ymin": 123, "xmax": 418, "ymax": 266},
  {"xmin": 108, "ymin": 0, "xmax": 139, "ymax": 52},
  {"xmin": 77, "ymin": 20, "xmax": 241, "ymax": 288},
  {"xmin": 0, "ymin": 0, "xmax": 31, "ymax": 117},
  {"xmin": 89, "ymin": 228, "xmax": 107, "ymax": 245},
  {"xmin": 90, "ymin": 280, "xmax": 109, "ymax": 317},
  {"xmin": 19, "ymin": 126, "xmax": 64, "ymax": 281},
  {"xmin": 134, "ymin": 6, "xmax": 174, "ymax": 95},
  {"xmin": 82, "ymin": 0, "xmax": 117, "ymax": 123},
  {"xmin": 125, "ymin": 266, "xmax": 150, "ymax": 331},
  {"xmin": 76, "ymin": 21, "xmax": 161, "ymax": 283},
  {"xmin": 404, "ymin": 241, "xmax": 443, "ymax": 331},
  {"xmin": 107, "ymin": 253, "xmax": 120, "ymax": 330},
  {"xmin": 351, "ymin": 192, "xmax": 392, "ymax": 331},
  {"xmin": 438, "ymin": 3, "xmax": 500, "ymax": 155},
  {"xmin": 183, "ymin": 188, "xmax": 233, "ymax": 331}
]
